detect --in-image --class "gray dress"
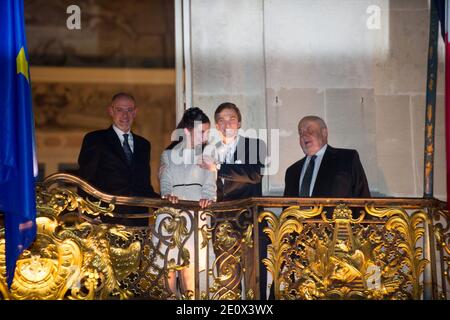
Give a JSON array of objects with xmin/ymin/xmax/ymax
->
[
  {"xmin": 156, "ymin": 142, "xmax": 217, "ymax": 271},
  {"xmin": 159, "ymin": 144, "xmax": 217, "ymax": 201}
]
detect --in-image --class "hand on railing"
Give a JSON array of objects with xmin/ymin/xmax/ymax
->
[
  {"xmin": 199, "ymin": 199, "xmax": 212, "ymax": 209},
  {"xmin": 163, "ymin": 194, "xmax": 212, "ymax": 208},
  {"xmin": 162, "ymin": 194, "xmax": 179, "ymax": 204}
]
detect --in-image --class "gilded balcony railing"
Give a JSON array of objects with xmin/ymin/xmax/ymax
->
[{"xmin": 0, "ymin": 173, "xmax": 448, "ymax": 300}]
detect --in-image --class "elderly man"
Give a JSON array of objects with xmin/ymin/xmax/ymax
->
[
  {"xmin": 78, "ymin": 92, "xmax": 159, "ymax": 226},
  {"xmin": 284, "ymin": 115, "xmax": 370, "ymax": 198}
]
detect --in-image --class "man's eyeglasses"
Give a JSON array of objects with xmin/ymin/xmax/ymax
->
[{"xmin": 113, "ymin": 106, "xmax": 135, "ymax": 114}]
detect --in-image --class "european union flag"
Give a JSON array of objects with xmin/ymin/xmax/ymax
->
[{"xmin": 0, "ymin": 0, "xmax": 37, "ymax": 288}]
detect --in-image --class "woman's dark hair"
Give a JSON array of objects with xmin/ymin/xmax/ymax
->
[{"xmin": 166, "ymin": 107, "xmax": 210, "ymax": 150}]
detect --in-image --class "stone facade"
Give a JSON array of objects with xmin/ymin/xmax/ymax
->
[{"xmin": 190, "ymin": 0, "xmax": 447, "ymax": 199}]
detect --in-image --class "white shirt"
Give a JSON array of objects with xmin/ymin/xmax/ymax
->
[
  {"xmin": 216, "ymin": 135, "xmax": 240, "ymax": 185},
  {"xmin": 112, "ymin": 125, "xmax": 134, "ymax": 153},
  {"xmin": 217, "ymin": 135, "xmax": 240, "ymax": 164},
  {"xmin": 299, "ymin": 144, "xmax": 328, "ymax": 197}
]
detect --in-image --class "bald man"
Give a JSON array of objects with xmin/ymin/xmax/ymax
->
[
  {"xmin": 78, "ymin": 92, "xmax": 159, "ymax": 226},
  {"xmin": 284, "ymin": 116, "xmax": 370, "ymax": 198}
]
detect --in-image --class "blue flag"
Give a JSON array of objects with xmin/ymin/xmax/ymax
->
[{"xmin": 0, "ymin": 0, "xmax": 37, "ymax": 288}]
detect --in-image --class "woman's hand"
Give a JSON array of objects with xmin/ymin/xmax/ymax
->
[
  {"xmin": 162, "ymin": 194, "xmax": 179, "ymax": 204},
  {"xmin": 199, "ymin": 199, "xmax": 212, "ymax": 209}
]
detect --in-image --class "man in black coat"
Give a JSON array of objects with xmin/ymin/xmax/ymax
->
[
  {"xmin": 213, "ymin": 104, "xmax": 266, "ymax": 201},
  {"xmin": 201, "ymin": 102, "xmax": 268, "ymax": 299},
  {"xmin": 77, "ymin": 92, "xmax": 159, "ymax": 226},
  {"xmin": 284, "ymin": 115, "xmax": 370, "ymax": 198},
  {"xmin": 267, "ymin": 116, "xmax": 371, "ymax": 299}
]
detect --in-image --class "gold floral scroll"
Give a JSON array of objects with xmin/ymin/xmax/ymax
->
[{"xmin": 259, "ymin": 204, "xmax": 429, "ymax": 300}]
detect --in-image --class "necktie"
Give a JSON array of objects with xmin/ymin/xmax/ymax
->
[
  {"xmin": 122, "ymin": 133, "xmax": 133, "ymax": 165},
  {"xmin": 299, "ymin": 155, "xmax": 317, "ymax": 197}
]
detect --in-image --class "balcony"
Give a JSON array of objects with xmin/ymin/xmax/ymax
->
[{"xmin": 0, "ymin": 173, "xmax": 448, "ymax": 300}]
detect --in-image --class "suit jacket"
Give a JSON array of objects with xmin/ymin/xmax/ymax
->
[
  {"xmin": 284, "ymin": 145, "xmax": 370, "ymax": 198},
  {"xmin": 78, "ymin": 126, "xmax": 159, "ymax": 225},
  {"xmin": 216, "ymin": 136, "xmax": 266, "ymax": 201}
]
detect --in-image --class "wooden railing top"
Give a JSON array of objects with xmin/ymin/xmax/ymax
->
[{"xmin": 41, "ymin": 173, "xmax": 448, "ymax": 213}]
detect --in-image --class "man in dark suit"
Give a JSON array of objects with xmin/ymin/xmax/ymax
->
[
  {"xmin": 201, "ymin": 102, "xmax": 268, "ymax": 299},
  {"xmin": 284, "ymin": 115, "xmax": 370, "ymax": 198},
  {"xmin": 267, "ymin": 116, "xmax": 371, "ymax": 299},
  {"xmin": 77, "ymin": 92, "xmax": 159, "ymax": 226},
  {"xmin": 213, "ymin": 103, "xmax": 266, "ymax": 201}
]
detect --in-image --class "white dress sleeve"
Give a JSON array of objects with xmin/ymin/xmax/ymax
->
[
  {"xmin": 201, "ymin": 167, "xmax": 217, "ymax": 201},
  {"xmin": 159, "ymin": 150, "xmax": 173, "ymax": 197}
]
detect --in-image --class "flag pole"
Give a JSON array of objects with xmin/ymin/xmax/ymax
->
[
  {"xmin": 423, "ymin": 0, "xmax": 439, "ymax": 199},
  {"xmin": 446, "ymin": 0, "xmax": 450, "ymax": 213}
]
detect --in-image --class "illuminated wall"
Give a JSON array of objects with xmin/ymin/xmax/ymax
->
[{"xmin": 190, "ymin": 0, "xmax": 447, "ymax": 199}]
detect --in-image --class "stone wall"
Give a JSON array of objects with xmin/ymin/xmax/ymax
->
[
  {"xmin": 24, "ymin": 0, "xmax": 176, "ymax": 192},
  {"xmin": 25, "ymin": 0, "xmax": 174, "ymax": 68},
  {"xmin": 190, "ymin": 0, "xmax": 447, "ymax": 199}
]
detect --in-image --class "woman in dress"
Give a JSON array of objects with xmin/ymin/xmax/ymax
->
[{"xmin": 158, "ymin": 107, "xmax": 216, "ymax": 297}]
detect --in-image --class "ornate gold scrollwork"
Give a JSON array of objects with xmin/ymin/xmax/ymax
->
[
  {"xmin": 434, "ymin": 210, "xmax": 450, "ymax": 256},
  {"xmin": 258, "ymin": 205, "xmax": 322, "ymax": 299},
  {"xmin": 36, "ymin": 186, "xmax": 115, "ymax": 218},
  {"xmin": 210, "ymin": 221, "xmax": 242, "ymax": 300},
  {"xmin": 0, "ymin": 216, "xmax": 81, "ymax": 300},
  {"xmin": 366, "ymin": 205, "xmax": 429, "ymax": 299},
  {"xmin": 0, "ymin": 217, "xmax": 141, "ymax": 300},
  {"xmin": 63, "ymin": 223, "xmax": 141, "ymax": 300},
  {"xmin": 207, "ymin": 208, "xmax": 254, "ymax": 300},
  {"xmin": 0, "ymin": 176, "xmax": 447, "ymax": 300},
  {"xmin": 242, "ymin": 224, "xmax": 253, "ymax": 248},
  {"xmin": 260, "ymin": 204, "xmax": 429, "ymax": 300},
  {"xmin": 200, "ymin": 211, "xmax": 213, "ymax": 249},
  {"xmin": 432, "ymin": 209, "xmax": 450, "ymax": 298},
  {"xmin": 246, "ymin": 289, "xmax": 255, "ymax": 300},
  {"xmin": 152, "ymin": 207, "xmax": 192, "ymax": 273},
  {"xmin": 1, "ymin": 185, "xmax": 141, "ymax": 300}
]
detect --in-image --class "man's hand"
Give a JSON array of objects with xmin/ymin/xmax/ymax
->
[
  {"xmin": 199, "ymin": 199, "xmax": 212, "ymax": 209},
  {"xmin": 198, "ymin": 155, "xmax": 217, "ymax": 171},
  {"xmin": 162, "ymin": 194, "xmax": 179, "ymax": 204}
]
